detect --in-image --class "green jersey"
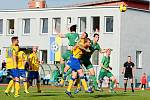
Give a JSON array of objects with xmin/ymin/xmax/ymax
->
[
  {"xmin": 85, "ymin": 40, "xmax": 101, "ymax": 59},
  {"xmin": 101, "ymin": 56, "xmax": 110, "ymax": 71},
  {"xmin": 65, "ymin": 33, "xmax": 79, "ymax": 46}
]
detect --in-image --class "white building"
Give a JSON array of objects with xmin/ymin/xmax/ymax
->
[{"xmin": 0, "ymin": 0, "xmax": 150, "ymax": 86}]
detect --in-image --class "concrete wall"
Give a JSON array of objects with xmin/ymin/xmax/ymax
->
[{"xmin": 120, "ymin": 9, "xmax": 150, "ymax": 87}]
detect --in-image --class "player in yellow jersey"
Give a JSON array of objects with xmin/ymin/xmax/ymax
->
[
  {"xmin": 59, "ymin": 32, "xmax": 88, "ymax": 86},
  {"xmin": 4, "ymin": 36, "xmax": 20, "ymax": 97},
  {"xmin": 27, "ymin": 46, "xmax": 41, "ymax": 93},
  {"xmin": 65, "ymin": 38, "xmax": 93, "ymax": 97},
  {"xmin": 17, "ymin": 48, "xmax": 29, "ymax": 94}
]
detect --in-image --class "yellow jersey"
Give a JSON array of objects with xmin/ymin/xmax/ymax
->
[
  {"xmin": 72, "ymin": 38, "xmax": 86, "ymax": 59},
  {"xmin": 29, "ymin": 52, "xmax": 39, "ymax": 71},
  {"xmin": 17, "ymin": 51, "xmax": 27, "ymax": 69},
  {"xmin": 6, "ymin": 45, "xmax": 19, "ymax": 69}
]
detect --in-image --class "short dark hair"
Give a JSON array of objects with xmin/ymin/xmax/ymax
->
[
  {"xmin": 83, "ymin": 32, "xmax": 88, "ymax": 38},
  {"xmin": 84, "ymin": 38, "xmax": 91, "ymax": 43},
  {"xmin": 70, "ymin": 25, "xmax": 77, "ymax": 32},
  {"xmin": 128, "ymin": 56, "xmax": 131, "ymax": 58},
  {"xmin": 11, "ymin": 36, "xmax": 18, "ymax": 43},
  {"xmin": 93, "ymin": 33, "xmax": 99, "ymax": 37}
]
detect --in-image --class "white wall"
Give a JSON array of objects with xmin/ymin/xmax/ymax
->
[{"xmin": 120, "ymin": 9, "xmax": 150, "ymax": 87}]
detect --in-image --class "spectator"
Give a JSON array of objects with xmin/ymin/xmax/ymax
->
[
  {"xmin": 1, "ymin": 60, "xmax": 6, "ymax": 70},
  {"xmin": 140, "ymin": 73, "xmax": 147, "ymax": 90}
]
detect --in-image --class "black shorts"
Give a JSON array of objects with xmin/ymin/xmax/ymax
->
[{"xmin": 124, "ymin": 73, "xmax": 133, "ymax": 80}]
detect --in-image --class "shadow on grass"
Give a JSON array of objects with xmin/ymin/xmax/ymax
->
[
  {"xmin": 42, "ymin": 91, "xmax": 64, "ymax": 94},
  {"xmin": 93, "ymin": 93, "xmax": 132, "ymax": 98},
  {"xmin": 30, "ymin": 94, "xmax": 59, "ymax": 97}
]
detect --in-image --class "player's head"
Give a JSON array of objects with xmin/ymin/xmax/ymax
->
[
  {"xmin": 81, "ymin": 32, "xmax": 88, "ymax": 39},
  {"xmin": 32, "ymin": 46, "xmax": 37, "ymax": 53},
  {"xmin": 143, "ymin": 73, "xmax": 146, "ymax": 76},
  {"xmin": 70, "ymin": 25, "xmax": 77, "ymax": 32},
  {"xmin": 106, "ymin": 48, "xmax": 111, "ymax": 56},
  {"xmin": 93, "ymin": 33, "xmax": 99, "ymax": 42},
  {"xmin": 11, "ymin": 36, "xmax": 19, "ymax": 46},
  {"xmin": 84, "ymin": 38, "xmax": 91, "ymax": 47},
  {"xmin": 128, "ymin": 56, "xmax": 131, "ymax": 62}
]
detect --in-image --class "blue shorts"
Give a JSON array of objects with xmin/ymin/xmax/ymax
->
[
  {"xmin": 67, "ymin": 55, "xmax": 81, "ymax": 71},
  {"xmin": 18, "ymin": 69, "xmax": 27, "ymax": 78},
  {"xmin": 7, "ymin": 69, "xmax": 19, "ymax": 78},
  {"xmin": 28, "ymin": 71, "xmax": 39, "ymax": 80}
]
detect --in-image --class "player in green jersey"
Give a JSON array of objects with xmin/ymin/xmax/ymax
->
[
  {"xmin": 57, "ymin": 25, "xmax": 79, "ymax": 86},
  {"xmin": 74, "ymin": 33, "xmax": 104, "ymax": 93},
  {"xmin": 98, "ymin": 48, "xmax": 116, "ymax": 93}
]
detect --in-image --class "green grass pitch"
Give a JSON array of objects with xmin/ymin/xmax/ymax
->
[{"xmin": 0, "ymin": 86, "xmax": 150, "ymax": 100}]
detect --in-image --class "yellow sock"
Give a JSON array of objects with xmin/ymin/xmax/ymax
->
[
  {"xmin": 81, "ymin": 79, "xmax": 88, "ymax": 91},
  {"xmin": 11, "ymin": 84, "xmax": 14, "ymax": 93},
  {"xmin": 76, "ymin": 78, "xmax": 81, "ymax": 89},
  {"xmin": 67, "ymin": 80, "xmax": 74, "ymax": 92},
  {"xmin": 15, "ymin": 82, "xmax": 20, "ymax": 96},
  {"xmin": 23, "ymin": 82, "xmax": 28, "ymax": 92},
  {"xmin": 5, "ymin": 80, "xmax": 14, "ymax": 93},
  {"xmin": 60, "ymin": 79, "xmax": 64, "ymax": 85}
]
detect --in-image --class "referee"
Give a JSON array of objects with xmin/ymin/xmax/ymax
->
[{"xmin": 122, "ymin": 56, "xmax": 135, "ymax": 92}]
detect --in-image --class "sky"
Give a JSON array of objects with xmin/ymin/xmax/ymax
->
[{"xmin": 0, "ymin": 0, "xmax": 100, "ymax": 10}]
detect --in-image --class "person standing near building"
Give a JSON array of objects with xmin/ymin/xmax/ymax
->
[
  {"xmin": 1, "ymin": 60, "xmax": 6, "ymax": 70},
  {"xmin": 28, "ymin": 46, "xmax": 41, "ymax": 93},
  {"xmin": 122, "ymin": 56, "xmax": 135, "ymax": 92},
  {"xmin": 140, "ymin": 73, "xmax": 147, "ymax": 90},
  {"xmin": 4, "ymin": 36, "xmax": 20, "ymax": 97}
]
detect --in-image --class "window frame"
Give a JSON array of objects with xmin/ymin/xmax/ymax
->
[
  {"xmin": 52, "ymin": 18, "xmax": 61, "ymax": 35},
  {"xmin": 40, "ymin": 18, "xmax": 48, "ymax": 34},
  {"xmin": 136, "ymin": 51, "xmax": 143, "ymax": 69},
  {"xmin": 104, "ymin": 16, "xmax": 114, "ymax": 34},
  {"xmin": 0, "ymin": 19, "xmax": 3, "ymax": 35},
  {"xmin": 91, "ymin": 16, "xmax": 100, "ymax": 33},
  {"xmin": 7, "ymin": 19, "xmax": 15, "ymax": 36},
  {"xmin": 22, "ymin": 18, "xmax": 30, "ymax": 35},
  {"xmin": 78, "ymin": 17, "xmax": 87, "ymax": 34}
]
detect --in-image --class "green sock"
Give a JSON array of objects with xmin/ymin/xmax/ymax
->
[
  {"xmin": 110, "ymin": 81, "xmax": 115, "ymax": 90},
  {"xmin": 91, "ymin": 75, "xmax": 98, "ymax": 89},
  {"xmin": 61, "ymin": 63, "xmax": 65, "ymax": 74},
  {"xmin": 65, "ymin": 69, "xmax": 72, "ymax": 76}
]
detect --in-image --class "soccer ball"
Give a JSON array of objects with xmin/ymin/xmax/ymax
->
[{"xmin": 120, "ymin": 4, "xmax": 127, "ymax": 12}]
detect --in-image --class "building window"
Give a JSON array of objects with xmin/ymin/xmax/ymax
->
[
  {"xmin": 0, "ymin": 19, "xmax": 3, "ymax": 35},
  {"xmin": 67, "ymin": 17, "xmax": 71, "ymax": 25},
  {"xmin": 136, "ymin": 51, "xmax": 143, "ymax": 68},
  {"xmin": 92, "ymin": 17, "xmax": 100, "ymax": 33},
  {"xmin": 52, "ymin": 18, "xmax": 61, "ymax": 34},
  {"xmin": 41, "ymin": 18, "xmax": 48, "ymax": 34},
  {"xmin": 104, "ymin": 16, "xmax": 113, "ymax": 33},
  {"xmin": 23, "ymin": 19, "xmax": 30, "ymax": 35},
  {"xmin": 7, "ymin": 19, "xmax": 14, "ymax": 35},
  {"xmin": 78, "ymin": 17, "xmax": 86, "ymax": 33}
]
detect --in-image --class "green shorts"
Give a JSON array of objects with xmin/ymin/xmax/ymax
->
[
  {"xmin": 80, "ymin": 58, "xmax": 93, "ymax": 70},
  {"xmin": 61, "ymin": 50, "xmax": 72, "ymax": 61},
  {"xmin": 98, "ymin": 70, "xmax": 113, "ymax": 80}
]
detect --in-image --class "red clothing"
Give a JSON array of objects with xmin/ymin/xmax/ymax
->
[{"xmin": 141, "ymin": 76, "xmax": 147, "ymax": 84}]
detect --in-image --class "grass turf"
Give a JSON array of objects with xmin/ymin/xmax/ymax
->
[{"xmin": 0, "ymin": 86, "xmax": 150, "ymax": 100}]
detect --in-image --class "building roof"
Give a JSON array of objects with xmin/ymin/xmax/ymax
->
[{"xmin": 64, "ymin": 0, "xmax": 150, "ymax": 7}]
